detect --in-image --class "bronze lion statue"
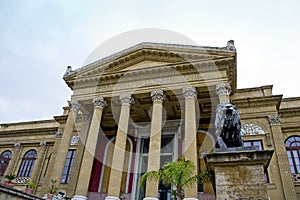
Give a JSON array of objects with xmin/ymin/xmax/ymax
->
[{"xmin": 215, "ymin": 102, "xmax": 243, "ymax": 148}]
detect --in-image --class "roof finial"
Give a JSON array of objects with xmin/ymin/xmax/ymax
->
[{"xmin": 226, "ymin": 40, "xmax": 235, "ymax": 51}]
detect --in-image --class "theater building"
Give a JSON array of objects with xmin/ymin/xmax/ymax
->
[{"xmin": 0, "ymin": 42, "xmax": 300, "ymax": 200}]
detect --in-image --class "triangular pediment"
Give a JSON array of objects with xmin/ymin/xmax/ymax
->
[
  {"xmin": 119, "ymin": 60, "xmax": 172, "ymax": 71},
  {"xmin": 63, "ymin": 42, "xmax": 237, "ymax": 90}
]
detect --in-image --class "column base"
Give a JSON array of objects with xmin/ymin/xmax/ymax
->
[
  {"xmin": 71, "ymin": 195, "xmax": 88, "ymax": 200},
  {"xmin": 143, "ymin": 198, "xmax": 158, "ymax": 200},
  {"xmin": 105, "ymin": 196, "xmax": 120, "ymax": 200}
]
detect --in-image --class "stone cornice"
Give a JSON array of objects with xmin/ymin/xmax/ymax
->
[
  {"xmin": 280, "ymin": 107, "xmax": 300, "ymax": 118},
  {"xmin": 68, "ymin": 57, "xmax": 235, "ymax": 92},
  {"xmin": 0, "ymin": 119, "xmax": 57, "ymax": 129},
  {"xmin": 232, "ymin": 95, "xmax": 282, "ymax": 110},
  {"xmin": 64, "ymin": 43, "xmax": 237, "ymax": 94},
  {"xmin": 54, "ymin": 115, "xmax": 68, "ymax": 123},
  {"xmin": 64, "ymin": 42, "xmax": 236, "ymax": 79},
  {"xmin": 234, "ymin": 85, "xmax": 273, "ymax": 94},
  {"xmin": 0, "ymin": 127, "xmax": 58, "ymax": 137}
]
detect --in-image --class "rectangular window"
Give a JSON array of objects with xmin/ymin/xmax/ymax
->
[
  {"xmin": 243, "ymin": 140, "xmax": 263, "ymax": 150},
  {"xmin": 61, "ymin": 149, "xmax": 76, "ymax": 184}
]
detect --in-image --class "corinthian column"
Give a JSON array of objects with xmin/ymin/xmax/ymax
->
[
  {"xmin": 182, "ymin": 87, "xmax": 198, "ymax": 198},
  {"xmin": 216, "ymin": 82, "xmax": 231, "ymax": 103},
  {"xmin": 51, "ymin": 100, "xmax": 81, "ymax": 187},
  {"xmin": 145, "ymin": 90, "xmax": 164, "ymax": 198},
  {"xmin": 73, "ymin": 97, "xmax": 107, "ymax": 200},
  {"xmin": 267, "ymin": 114, "xmax": 297, "ymax": 200},
  {"xmin": 106, "ymin": 94, "xmax": 134, "ymax": 200}
]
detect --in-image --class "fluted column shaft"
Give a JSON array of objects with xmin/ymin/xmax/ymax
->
[
  {"xmin": 107, "ymin": 94, "xmax": 134, "ymax": 198},
  {"xmin": 51, "ymin": 100, "xmax": 81, "ymax": 187},
  {"xmin": 182, "ymin": 87, "xmax": 198, "ymax": 198},
  {"xmin": 75, "ymin": 97, "xmax": 107, "ymax": 197},
  {"xmin": 145, "ymin": 90, "xmax": 164, "ymax": 198}
]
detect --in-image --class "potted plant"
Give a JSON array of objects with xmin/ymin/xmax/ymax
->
[
  {"xmin": 47, "ymin": 179, "xmax": 58, "ymax": 199},
  {"xmin": 3, "ymin": 173, "xmax": 16, "ymax": 188},
  {"xmin": 139, "ymin": 157, "xmax": 212, "ymax": 200},
  {"xmin": 24, "ymin": 179, "xmax": 37, "ymax": 194}
]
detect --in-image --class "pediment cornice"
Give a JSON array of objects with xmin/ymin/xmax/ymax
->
[
  {"xmin": 232, "ymin": 95, "xmax": 283, "ymax": 110},
  {"xmin": 64, "ymin": 42, "xmax": 237, "ymax": 95}
]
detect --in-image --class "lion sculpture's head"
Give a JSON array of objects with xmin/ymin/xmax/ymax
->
[{"xmin": 215, "ymin": 102, "xmax": 243, "ymax": 148}]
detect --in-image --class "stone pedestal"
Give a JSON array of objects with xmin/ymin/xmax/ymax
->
[{"xmin": 205, "ymin": 147, "xmax": 273, "ymax": 200}]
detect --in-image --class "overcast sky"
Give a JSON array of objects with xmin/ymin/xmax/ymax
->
[{"xmin": 0, "ymin": 1, "xmax": 299, "ymax": 123}]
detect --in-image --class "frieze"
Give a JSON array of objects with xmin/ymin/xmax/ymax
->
[
  {"xmin": 69, "ymin": 58, "xmax": 235, "ymax": 91},
  {"xmin": 241, "ymin": 124, "xmax": 265, "ymax": 135}
]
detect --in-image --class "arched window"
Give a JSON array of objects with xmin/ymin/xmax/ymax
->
[
  {"xmin": 285, "ymin": 136, "xmax": 300, "ymax": 174},
  {"xmin": 0, "ymin": 150, "xmax": 12, "ymax": 176},
  {"xmin": 17, "ymin": 150, "xmax": 37, "ymax": 177}
]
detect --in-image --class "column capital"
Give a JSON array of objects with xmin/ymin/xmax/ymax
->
[
  {"xmin": 40, "ymin": 141, "xmax": 47, "ymax": 149},
  {"xmin": 267, "ymin": 114, "xmax": 281, "ymax": 125},
  {"xmin": 182, "ymin": 87, "xmax": 197, "ymax": 99},
  {"xmin": 151, "ymin": 90, "xmax": 164, "ymax": 103},
  {"xmin": 120, "ymin": 94, "xmax": 134, "ymax": 106},
  {"xmin": 14, "ymin": 143, "xmax": 22, "ymax": 151},
  {"xmin": 68, "ymin": 100, "xmax": 81, "ymax": 112},
  {"xmin": 56, "ymin": 131, "xmax": 63, "ymax": 139},
  {"xmin": 216, "ymin": 82, "xmax": 231, "ymax": 96},
  {"xmin": 93, "ymin": 97, "xmax": 108, "ymax": 109}
]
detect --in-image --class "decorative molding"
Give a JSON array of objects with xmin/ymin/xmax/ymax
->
[
  {"xmin": 66, "ymin": 57, "xmax": 236, "ymax": 92},
  {"xmin": 56, "ymin": 131, "xmax": 63, "ymax": 139},
  {"xmin": 232, "ymin": 95, "xmax": 282, "ymax": 110},
  {"xmin": 292, "ymin": 174, "xmax": 300, "ymax": 184},
  {"xmin": 267, "ymin": 114, "xmax": 281, "ymax": 125},
  {"xmin": 151, "ymin": 90, "xmax": 164, "ymax": 103},
  {"xmin": 68, "ymin": 100, "xmax": 81, "ymax": 112},
  {"xmin": 93, "ymin": 97, "xmax": 108, "ymax": 109},
  {"xmin": 70, "ymin": 135, "xmax": 80, "ymax": 146},
  {"xmin": 182, "ymin": 87, "xmax": 197, "ymax": 99},
  {"xmin": 40, "ymin": 141, "xmax": 47, "ymax": 149},
  {"xmin": 15, "ymin": 177, "xmax": 29, "ymax": 183},
  {"xmin": 241, "ymin": 124, "xmax": 265, "ymax": 135},
  {"xmin": 120, "ymin": 94, "xmax": 134, "ymax": 106},
  {"xmin": 14, "ymin": 143, "xmax": 22, "ymax": 151},
  {"xmin": 216, "ymin": 82, "xmax": 231, "ymax": 96}
]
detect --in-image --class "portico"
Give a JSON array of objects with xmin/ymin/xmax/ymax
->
[{"xmin": 60, "ymin": 42, "xmax": 236, "ymax": 200}]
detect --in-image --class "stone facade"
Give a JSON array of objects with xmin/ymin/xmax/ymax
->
[{"xmin": 0, "ymin": 42, "xmax": 299, "ymax": 200}]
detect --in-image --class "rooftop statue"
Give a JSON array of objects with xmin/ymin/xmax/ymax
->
[{"xmin": 215, "ymin": 102, "xmax": 243, "ymax": 148}]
